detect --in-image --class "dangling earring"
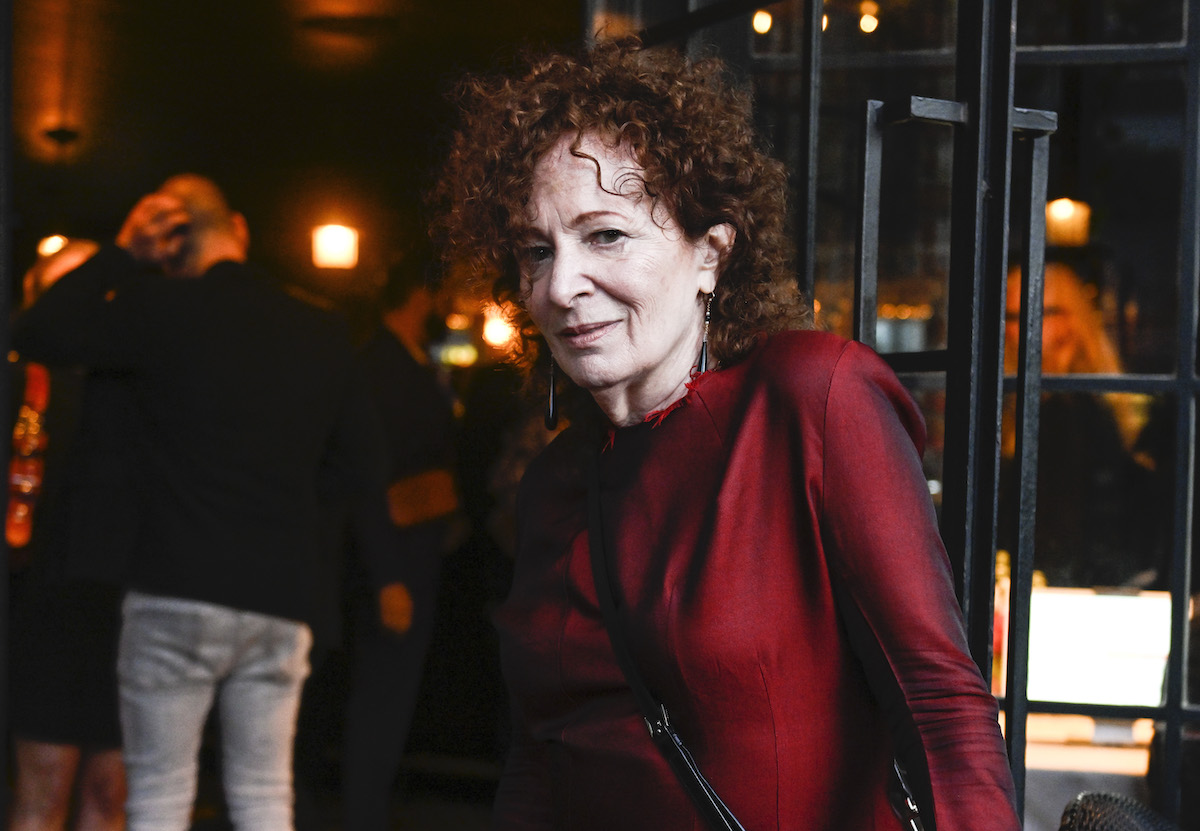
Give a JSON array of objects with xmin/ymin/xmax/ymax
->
[
  {"xmin": 545, "ymin": 359, "xmax": 558, "ymax": 430},
  {"xmin": 697, "ymin": 293, "xmax": 713, "ymax": 374}
]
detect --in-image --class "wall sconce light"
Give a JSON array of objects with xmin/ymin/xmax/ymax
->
[
  {"xmin": 1045, "ymin": 198, "xmax": 1091, "ymax": 247},
  {"xmin": 312, "ymin": 224, "xmax": 359, "ymax": 268},
  {"xmin": 37, "ymin": 235, "xmax": 69, "ymax": 257},
  {"xmin": 752, "ymin": 10, "xmax": 773, "ymax": 34},
  {"xmin": 859, "ymin": 1, "xmax": 879, "ymax": 32}
]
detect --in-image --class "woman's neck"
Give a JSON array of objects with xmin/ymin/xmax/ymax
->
[{"xmin": 591, "ymin": 352, "xmax": 699, "ymax": 428}]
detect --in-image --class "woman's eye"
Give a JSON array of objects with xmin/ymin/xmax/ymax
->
[
  {"xmin": 594, "ymin": 229, "xmax": 625, "ymax": 244},
  {"xmin": 523, "ymin": 245, "xmax": 552, "ymax": 264}
]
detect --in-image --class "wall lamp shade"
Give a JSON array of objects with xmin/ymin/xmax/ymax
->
[
  {"xmin": 1045, "ymin": 198, "xmax": 1091, "ymax": 247},
  {"xmin": 312, "ymin": 224, "xmax": 359, "ymax": 268},
  {"xmin": 37, "ymin": 235, "xmax": 68, "ymax": 257}
]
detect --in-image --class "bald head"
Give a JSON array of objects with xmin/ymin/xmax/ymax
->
[{"xmin": 156, "ymin": 174, "xmax": 249, "ymax": 277}]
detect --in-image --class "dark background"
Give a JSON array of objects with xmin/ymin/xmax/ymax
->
[{"xmin": 12, "ymin": 0, "xmax": 582, "ymax": 299}]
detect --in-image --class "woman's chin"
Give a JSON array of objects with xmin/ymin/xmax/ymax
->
[{"xmin": 556, "ymin": 360, "xmax": 622, "ymax": 394}]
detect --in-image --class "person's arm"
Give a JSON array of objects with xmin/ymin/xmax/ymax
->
[
  {"xmin": 818, "ymin": 340, "xmax": 1020, "ymax": 831},
  {"xmin": 14, "ymin": 191, "xmax": 190, "ymax": 368},
  {"xmin": 12, "ymin": 246, "xmax": 145, "ymax": 367}
]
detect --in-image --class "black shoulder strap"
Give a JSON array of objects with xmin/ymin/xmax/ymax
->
[{"xmin": 586, "ymin": 453, "xmax": 747, "ymax": 831}]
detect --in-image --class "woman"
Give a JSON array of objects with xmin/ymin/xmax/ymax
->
[
  {"xmin": 999, "ymin": 262, "xmax": 1161, "ymax": 589},
  {"xmin": 432, "ymin": 39, "xmax": 1019, "ymax": 831},
  {"xmin": 8, "ymin": 240, "xmax": 130, "ymax": 831}
]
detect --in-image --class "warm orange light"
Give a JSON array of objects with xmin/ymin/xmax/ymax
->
[
  {"xmin": 859, "ymin": 13, "xmax": 879, "ymax": 33},
  {"xmin": 37, "ymin": 235, "xmax": 68, "ymax": 257},
  {"xmin": 288, "ymin": 0, "xmax": 407, "ymax": 70},
  {"xmin": 591, "ymin": 11, "xmax": 640, "ymax": 40},
  {"xmin": 482, "ymin": 304, "xmax": 519, "ymax": 349},
  {"xmin": 14, "ymin": 0, "xmax": 109, "ymax": 162},
  {"xmin": 860, "ymin": 1, "xmax": 879, "ymax": 15},
  {"xmin": 752, "ymin": 10, "xmax": 773, "ymax": 34},
  {"xmin": 1045, "ymin": 198, "xmax": 1091, "ymax": 247},
  {"xmin": 441, "ymin": 343, "xmax": 479, "ymax": 367},
  {"xmin": 822, "ymin": 14, "xmax": 829, "ymax": 30},
  {"xmin": 445, "ymin": 312, "xmax": 471, "ymax": 331},
  {"xmin": 312, "ymin": 224, "xmax": 358, "ymax": 269}
]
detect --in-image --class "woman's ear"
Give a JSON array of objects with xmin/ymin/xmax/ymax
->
[{"xmin": 697, "ymin": 223, "xmax": 736, "ymax": 294}]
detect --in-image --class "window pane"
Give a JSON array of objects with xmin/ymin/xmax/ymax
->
[
  {"xmin": 996, "ymin": 391, "xmax": 1173, "ymax": 709},
  {"xmin": 823, "ymin": 0, "xmax": 956, "ymax": 53},
  {"xmin": 1013, "ymin": 64, "xmax": 1184, "ymax": 374},
  {"xmin": 750, "ymin": 0, "xmax": 808, "ymax": 58},
  {"xmin": 812, "ymin": 66, "xmax": 956, "ymax": 347},
  {"xmin": 1017, "ymin": 0, "xmax": 1185, "ymax": 47},
  {"xmin": 1003, "ymin": 258, "xmax": 1130, "ymax": 375},
  {"xmin": 998, "ymin": 392, "xmax": 1171, "ymax": 591},
  {"xmin": 1024, "ymin": 716, "xmax": 1158, "ymax": 831}
]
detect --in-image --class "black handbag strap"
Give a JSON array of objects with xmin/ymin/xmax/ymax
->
[{"xmin": 586, "ymin": 454, "xmax": 747, "ymax": 831}]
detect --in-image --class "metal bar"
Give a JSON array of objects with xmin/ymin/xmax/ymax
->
[
  {"xmin": 941, "ymin": 0, "xmax": 1016, "ymax": 685},
  {"xmin": 1014, "ymin": 42, "xmax": 1188, "ymax": 66},
  {"xmin": 1011, "ymin": 107, "xmax": 1058, "ymax": 134},
  {"xmin": 796, "ymin": 0, "xmax": 822, "ymax": 302},
  {"xmin": 1155, "ymin": 0, "xmax": 1200, "ymax": 819},
  {"xmin": 854, "ymin": 100, "xmax": 883, "ymax": 349},
  {"xmin": 1003, "ymin": 129, "xmax": 1051, "ymax": 810},
  {"xmin": 754, "ymin": 42, "xmax": 1187, "ymax": 73},
  {"xmin": 940, "ymin": 5, "xmax": 986, "ymax": 617},
  {"xmin": 880, "ymin": 96, "xmax": 969, "ymax": 127},
  {"xmin": 753, "ymin": 47, "xmax": 957, "ymax": 72},
  {"xmin": 1020, "ymin": 700, "xmax": 1200, "ymax": 720},
  {"xmin": 854, "ymin": 95, "xmax": 965, "ymax": 357},
  {"xmin": 752, "ymin": 41, "xmax": 1184, "ymax": 74},
  {"xmin": 1015, "ymin": 373, "xmax": 1192, "ymax": 394}
]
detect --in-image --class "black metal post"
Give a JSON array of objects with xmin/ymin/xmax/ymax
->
[
  {"xmin": 1004, "ymin": 118, "xmax": 1055, "ymax": 811},
  {"xmin": 854, "ymin": 100, "xmax": 883, "ymax": 350},
  {"xmin": 1155, "ymin": 0, "xmax": 1200, "ymax": 819},
  {"xmin": 941, "ymin": 0, "xmax": 1017, "ymax": 679},
  {"xmin": 796, "ymin": 0, "xmax": 822, "ymax": 302}
]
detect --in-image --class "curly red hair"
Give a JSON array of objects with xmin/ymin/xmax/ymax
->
[{"xmin": 430, "ymin": 38, "xmax": 808, "ymax": 372}]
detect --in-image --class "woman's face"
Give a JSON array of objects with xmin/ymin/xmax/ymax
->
[
  {"xmin": 1004, "ymin": 263, "xmax": 1085, "ymax": 374},
  {"xmin": 518, "ymin": 134, "xmax": 729, "ymax": 425}
]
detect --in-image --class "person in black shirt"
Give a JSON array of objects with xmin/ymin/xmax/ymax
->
[{"xmin": 14, "ymin": 174, "xmax": 397, "ymax": 831}]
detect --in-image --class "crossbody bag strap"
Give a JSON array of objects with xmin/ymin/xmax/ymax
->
[{"xmin": 586, "ymin": 453, "xmax": 747, "ymax": 831}]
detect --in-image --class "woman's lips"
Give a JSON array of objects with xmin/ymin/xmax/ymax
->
[{"xmin": 558, "ymin": 320, "xmax": 616, "ymax": 348}]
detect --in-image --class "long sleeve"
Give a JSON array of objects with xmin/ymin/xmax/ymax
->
[
  {"xmin": 818, "ymin": 340, "xmax": 1019, "ymax": 831},
  {"xmin": 13, "ymin": 245, "xmax": 151, "ymax": 369}
]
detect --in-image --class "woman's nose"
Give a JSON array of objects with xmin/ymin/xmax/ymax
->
[{"xmin": 545, "ymin": 244, "xmax": 594, "ymax": 306}]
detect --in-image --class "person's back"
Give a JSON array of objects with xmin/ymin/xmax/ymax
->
[
  {"xmin": 112, "ymin": 261, "xmax": 374, "ymax": 622},
  {"xmin": 12, "ymin": 174, "xmax": 392, "ymax": 831}
]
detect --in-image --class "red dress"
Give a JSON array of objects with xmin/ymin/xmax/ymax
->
[{"xmin": 493, "ymin": 331, "xmax": 1020, "ymax": 831}]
